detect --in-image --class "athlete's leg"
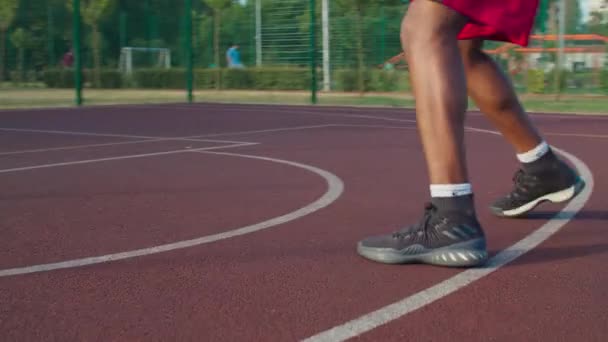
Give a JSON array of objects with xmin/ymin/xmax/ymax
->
[
  {"xmin": 459, "ymin": 39, "xmax": 542, "ymax": 153},
  {"xmin": 459, "ymin": 39, "xmax": 585, "ymax": 217},
  {"xmin": 357, "ymin": 0, "xmax": 487, "ymax": 267},
  {"xmin": 402, "ymin": 0, "xmax": 469, "ymax": 184}
]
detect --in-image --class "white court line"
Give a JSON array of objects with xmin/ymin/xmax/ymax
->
[
  {"xmin": 192, "ymin": 124, "xmax": 417, "ymax": 139},
  {"xmin": 336, "ymin": 125, "xmax": 608, "ymax": 140},
  {"xmin": 0, "ymin": 127, "xmax": 250, "ymax": 145},
  {"xmin": 545, "ymin": 132, "xmax": 608, "ymax": 139},
  {"xmin": 0, "ymin": 150, "xmax": 344, "ymax": 278},
  {"xmin": 138, "ymin": 104, "xmax": 420, "ymax": 124},
  {"xmin": 303, "ymin": 146, "xmax": 594, "ymax": 340},
  {"xmin": 193, "ymin": 124, "xmax": 339, "ymax": 138},
  {"xmin": 0, "ymin": 124, "xmax": 409, "ymax": 157},
  {"xmin": 2, "ymin": 101, "xmax": 607, "ymax": 118},
  {"xmin": 0, "ymin": 124, "xmax": 380, "ymax": 157},
  {"xmin": 2, "ymin": 124, "xmax": 602, "ymax": 158},
  {"xmin": 0, "ymin": 138, "xmax": 166, "ymax": 156},
  {"xmin": 467, "ymin": 126, "xmax": 608, "ymax": 140},
  {"xmin": 163, "ymin": 102, "xmax": 608, "ymax": 122},
  {"xmin": 0, "ymin": 143, "xmax": 257, "ymax": 174},
  {"xmin": 0, "ymin": 115, "xmax": 595, "ymax": 337}
]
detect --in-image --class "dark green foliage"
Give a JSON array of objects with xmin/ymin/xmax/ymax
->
[{"xmin": 42, "ymin": 68, "xmax": 122, "ymax": 88}]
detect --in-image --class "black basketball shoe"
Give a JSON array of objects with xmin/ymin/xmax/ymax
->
[
  {"xmin": 491, "ymin": 156, "xmax": 585, "ymax": 218},
  {"xmin": 357, "ymin": 200, "xmax": 487, "ymax": 267}
]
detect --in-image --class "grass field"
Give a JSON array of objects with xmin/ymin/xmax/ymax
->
[{"xmin": 1, "ymin": 88, "xmax": 607, "ymax": 114}]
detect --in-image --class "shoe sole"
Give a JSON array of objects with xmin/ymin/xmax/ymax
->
[
  {"xmin": 491, "ymin": 178, "xmax": 586, "ymax": 218},
  {"xmin": 357, "ymin": 238, "xmax": 488, "ymax": 267}
]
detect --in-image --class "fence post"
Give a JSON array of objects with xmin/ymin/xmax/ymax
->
[
  {"xmin": 185, "ymin": 0, "xmax": 193, "ymax": 103},
  {"xmin": 556, "ymin": 0, "xmax": 566, "ymax": 98},
  {"xmin": 380, "ymin": 6, "xmax": 386, "ymax": 66},
  {"xmin": 72, "ymin": 0, "xmax": 82, "ymax": 106},
  {"xmin": 310, "ymin": 0, "xmax": 318, "ymax": 104},
  {"xmin": 119, "ymin": 11, "xmax": 127, "ymax": 49},
  {"xmin": 255, "ymin": 0, "xmax": 262, "ymax": 67},
  {"xmin": 322, "ymin": 0, "xmax": 330, "ymax": 91},
  {"xmin": 47, "ymin": 4, "xmax": 55, "ymax": 67}
]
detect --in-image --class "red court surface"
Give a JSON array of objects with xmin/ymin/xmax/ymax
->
[{"xmin": 0, "ymin": 103, "xmax": 606, "ymax": 341}]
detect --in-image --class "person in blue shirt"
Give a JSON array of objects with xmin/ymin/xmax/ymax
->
[{"xmin": 226, "ymin": 43, "xmax": 244, "ymax": 68}]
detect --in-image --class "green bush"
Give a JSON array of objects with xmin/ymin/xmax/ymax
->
[
  {"xmin": 250, "ymin": 67, "xmax": 310, "ymax": 90},
  {"xmin": 334, "ymin": 69, "xmax": 371, "ymax": 92},
  {"xmin": 194, "ymin": 69, "xmax": 218, "ymax": 89},
  {"xmin": 42, "ymin": 69, "xmax": 75, "ymax": 88},
  {"xmin": 371, "ymin": 70, "xmax": 401, "ymax": 92},
  {"xmin": 526, "ymin": 69, "xmax": 545, "ymax": 94},
  {"xmin": 41, "ymin": 67, "xmax": 409, "ymax": 92},
  {"xmin": 43, "ymin": 68, "xmax": 124, "ymax": 89},
  {"xmin": 91, "ymin": 70, "xmax": 123, "ymax": 89},
  {"xmin": 335, "ymin": 69, "xmax": 406, "ymax": 92},
  {"xmin": 132, "ymin": 67, "xmax": 309, "ymax": 90},
  {"xmin": 133, "ymin": 68, "xmax": 186, "ymax": 89},
  {"xmin": 222, "ymin": 68, "xmax": 253, "ymax": 89}
]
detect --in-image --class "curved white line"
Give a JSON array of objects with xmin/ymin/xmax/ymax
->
[
  {"xmin": 0, "ymin": 151, "xmax": 344, "ymax": 278},
  {"xmin": 303, "ymin": 147, "xmax": 593, "ymax": 342}
]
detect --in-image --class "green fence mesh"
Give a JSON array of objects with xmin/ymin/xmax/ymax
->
[{"xmin": 1, "ymin": 0, "xmax": 607, "ymax": 109}]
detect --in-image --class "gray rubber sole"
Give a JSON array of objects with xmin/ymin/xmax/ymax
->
[
  {"xmin": 491, "ymin": 178, "xmax": 586, "ymax": 218},
  {"xmin": 357, "ymin": 238, "xmax": 488, "ymax": 267}
]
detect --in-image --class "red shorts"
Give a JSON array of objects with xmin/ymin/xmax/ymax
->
[{"xmin": 411, "ymin": 0, "xmax": 540, "ymax": 46}]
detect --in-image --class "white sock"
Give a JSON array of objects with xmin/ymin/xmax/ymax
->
[
  {"xmin": 517, "ymin": 141, "xmax": 550, "ymax": 163},
  {"xmin": 430, "ymin": 183, "xmax": 473, "ymax": 198}
]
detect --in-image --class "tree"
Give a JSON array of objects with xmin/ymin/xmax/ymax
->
[
  {"xmin": 0, "ymin": 0, "xmax": 19, "ymax": 81},
  {"xmin": 9, "ymin": 27, "xmax": 32, "ymax": 82},
  {"xmin": 67, "ymin": 0, "xmax": 114, "ymax": 87},
  {"xmin": 335, "ymin": 0, "xmax": 403, "ymax": 93}
]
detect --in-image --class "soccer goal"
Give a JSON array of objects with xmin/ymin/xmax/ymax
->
[{"xmin": 119, "ymin": 47, "xmax": 172, "ymax": 75}]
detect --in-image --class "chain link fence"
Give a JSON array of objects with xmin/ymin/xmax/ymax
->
[{"xmin": 1, "ymin": 0, "xmax": 607, "ymax": 108}]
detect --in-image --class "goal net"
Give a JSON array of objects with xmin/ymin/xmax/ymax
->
[{"xmin": 119, "ymin": 47, "xmax": 172, "ymax": 75}]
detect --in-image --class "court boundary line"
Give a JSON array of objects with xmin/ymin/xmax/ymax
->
[
  {"xmin": 1, "ymin": 119, "xmax": 605, "ymax": 159},
  {"xmin": 0, "ymin": 127, "xmax": 249, "ymax": 145},
  {"xmin": 1, "ymin": 101, "xmax": 607, "ymax": 118},
  {"xmin": 131, "ymin": 102, "xmax": 608, "ymax": 119},
  {"xmin": 0, "ymin": 137, "xmax": 187, "ymax": 156},
  {"xmin": 0, "ymin": 124, "xmax": 413, "ymax": 157},
  {"xmin": 302, "ymin": 138, "xmax": 594, "ymax": 342},
  {"xmin": 0, "ymin": 142, "xmax": 257, "ymax": 174}
]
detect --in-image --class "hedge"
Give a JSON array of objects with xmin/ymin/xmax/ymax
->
[
  {"xmin": 42, "ymin": 68, "xmax": 123, "ymax": 89},
  {"xmin": 526, "ymin": 69, "xmax": 545, "ymax": 94},
  {"xmin": 334, "ymin": 69, "xmax": 408, "ymax": 92},
  {"xmin": 129, "ymin": 67, "xmax": 311, "ymax": 90},
  {"xmin": 41, "ymin": 67, "xmax": 606, "ymax": 94},
  {"xmin": 132, "ymin": 69, "xmax": 186, "ymax": 89}
]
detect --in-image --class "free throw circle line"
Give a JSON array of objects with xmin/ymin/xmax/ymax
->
[{"xmin": 0, "ymin": 150, "xmax": 344, "ymax": 278}]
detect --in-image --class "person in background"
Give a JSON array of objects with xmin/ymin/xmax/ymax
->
[
  {"xmin": 226, "ymin": 43, "xmax": 244, "ymax": 68},
  {"xmin": 62, "ymin": 48, "xmax": 74, "ymax": 68}
]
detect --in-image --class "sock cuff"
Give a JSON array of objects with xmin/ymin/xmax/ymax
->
[
  {"xmin": 430, "ymin": 183, "xmax": 472, "ymax": 198},
  {"xmin": 517, "ymin": 141, "xmax": 550, "ymax": 163}
]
